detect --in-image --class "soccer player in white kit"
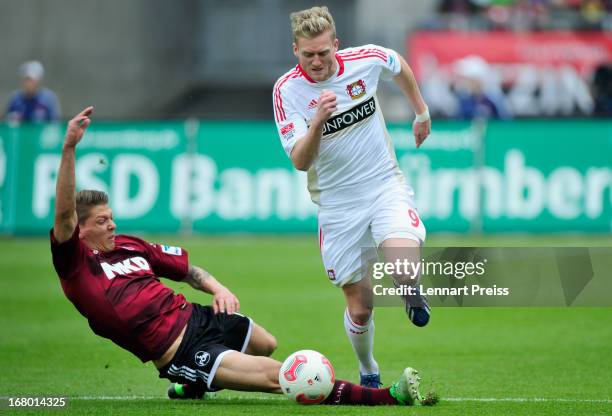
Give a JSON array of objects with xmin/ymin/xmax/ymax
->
[{"xmin": 273, "ymin": 6, "xmax": 432, "ymax": 388}]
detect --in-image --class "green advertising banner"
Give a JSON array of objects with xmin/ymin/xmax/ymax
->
[
  {"xmin": 0, "ymin": 122, "xmax": 188, "ymax": 233},
  {"xmin": 396, "ymin": 120, "xmax": 612, "ymax": 233},
  {"xmin": 0, "ymin": 120, "xmax": 610, "ymax": 234},
  {"xmin": 177, "ymin": 121, "xmax": 316, "ymax": 233},
  {"xmin": 483, "ymin": 121, "xmax": 612, "ymax": 232}
]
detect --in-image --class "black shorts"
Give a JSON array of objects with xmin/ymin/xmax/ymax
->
[{"xmin": 158, "ymin": 303, "xmax": 252, "ymax": 392}]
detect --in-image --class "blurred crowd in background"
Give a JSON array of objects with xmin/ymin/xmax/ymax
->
[
  {"xmin": 5, "ymin": 61, "xmax": 61, "ymax": 124},
  {"xmin": 417, "ymin": 0, "xmax": 612, "ymax": 119},
  {"xmin": 2, "ymin": 0, "xmax": 611, "ymax": 122},
  {"xmin": 1, "ymin": 1, "xmax": 610, "ymax": 237},
  {"xmin": 430, "ymin": 0, "xmax": 612, "ymax": 31}
]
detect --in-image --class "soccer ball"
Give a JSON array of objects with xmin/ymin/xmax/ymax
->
[{"xmin": 279, "ymin": 350, "xmax": 335, "ymax": 405}]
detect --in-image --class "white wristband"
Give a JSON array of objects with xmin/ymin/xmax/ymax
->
[{"xmin": 414, "ymin": 106, "xmax": 430, "ymax": 123}]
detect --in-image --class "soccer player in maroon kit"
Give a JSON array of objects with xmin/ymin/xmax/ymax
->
[{"xmin": 50, "ymin": 106, "xmax": 428, "ymax": 406}]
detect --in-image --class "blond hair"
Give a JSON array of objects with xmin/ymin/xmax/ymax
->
[
  {"xmin": 290, "ymin": 6, "xmax": 336, "ymax": 43},
  {"xmin": 76, "ymin": 189, "xmax": 108, "ymax": 224}
]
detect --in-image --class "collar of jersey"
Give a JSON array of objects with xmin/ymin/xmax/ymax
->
[{"xmin": 298, "ymin": 53, "xmax": 345, "ymax": 84}]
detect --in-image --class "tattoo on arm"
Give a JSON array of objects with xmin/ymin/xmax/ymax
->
[{"xmin": 185, "ymin": 265, "xmax": 210, "ymax": 290}]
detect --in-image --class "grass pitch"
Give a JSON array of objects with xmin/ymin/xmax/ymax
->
[{"xmin": 0, "ymin": 234, "xmax": 611, "ymax": 415}]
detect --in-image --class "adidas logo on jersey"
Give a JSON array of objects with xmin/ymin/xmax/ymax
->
[
  {"xmin": 307, "ymin": 99, "xmax": 318, "ymax": 109},
  {"xmin": 101, "ymin": 256, "xmax": 151, "ymax": 280}
]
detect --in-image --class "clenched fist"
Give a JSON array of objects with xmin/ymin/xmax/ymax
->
[{"xmin": 314, "ymin": 90, "xmax": 337, "ymax": 125}]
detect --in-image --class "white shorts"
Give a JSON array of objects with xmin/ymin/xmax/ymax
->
[{"xmin": 317, "ymin": 178, "xmax": 426, "ymax": 287}]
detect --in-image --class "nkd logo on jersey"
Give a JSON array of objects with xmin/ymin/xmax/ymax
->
[
  {"xmin": 101, "ymin": 256, "xmax": 151, "ymax": 279},
  {"xmin": 346, "ymin": 80, "xmax": 366, "ymax": 100},
  {"xmin": 322, "ymin": 96, "xmax": 376, "ymax": 137}
]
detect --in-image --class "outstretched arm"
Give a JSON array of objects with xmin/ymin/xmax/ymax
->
[
  {"xmin": 183, "ymin": 265, "xmax": 241, "ymax": 314},
  {"xmin": 53, "ymin": 106, "xmax": 94, "ymax": 243},
  {"xmin": 393, "ymin": 56, "xmax": 431, "ymax": 148}
]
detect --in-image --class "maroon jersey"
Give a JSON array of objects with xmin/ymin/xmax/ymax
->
[{"xmin": 50, "ymin": 226, "xmax": 193, "ymax": 362}]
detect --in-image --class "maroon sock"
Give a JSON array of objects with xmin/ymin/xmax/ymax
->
[{"xmin": 323, "ymin": 380, "xmax": 398, "ymax": 406}]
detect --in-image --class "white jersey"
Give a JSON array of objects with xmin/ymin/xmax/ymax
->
[{"xmin": 273, "ymin": 44, "xmax": 406, "ymax": 206}]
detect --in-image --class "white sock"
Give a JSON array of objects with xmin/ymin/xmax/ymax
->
[{"xmin": 343, "ymin": 308, "xmax": 379, "ymax": 375}]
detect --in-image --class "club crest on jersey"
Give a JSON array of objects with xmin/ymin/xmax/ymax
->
[
  {"xmin": 346, "ymin": 80, "xmax": 366, "ymax": 100},
  {"xmin": 280, "ymin": 122, "xmax": 295, "ymax": 141}
]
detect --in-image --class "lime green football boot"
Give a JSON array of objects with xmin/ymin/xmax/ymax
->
[
  {"xmin": 389, "ymin": 367, "xmax": 422, "ymax": 405},
  {"xmin": 167, "ymin": 383, "xmax": 205, "ymax": 400}
]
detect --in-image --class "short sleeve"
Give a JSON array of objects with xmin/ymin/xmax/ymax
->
[
  {"xmin": 273, "ymin": 81, "xmax": 308, "ymax": 157},
  {"xmin": 144, "ymin": 242, "xmax": 189, "ymax": 281},
  {"xmin": 50, "ymin": 226, "xmax": 87, "ymax": 280},
  {"xmin": 365, "ymin": 44, "xmax": 402, "ymax": 81}
]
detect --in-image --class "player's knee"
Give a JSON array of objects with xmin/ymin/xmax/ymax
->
[
  {"xmin": 348, "ymin": 306, "xmax": 373, "ymax": 326},
  {"xmin": 264, "ymin": 334, "xmax": 277, "ymax": 356},
  {"xmin": 257, "ymin": 327, "xmax": 277, "ymax": 356},
  {"xmin": 248, "ymin": 332, "xmax": 277, "ymax": 356}
]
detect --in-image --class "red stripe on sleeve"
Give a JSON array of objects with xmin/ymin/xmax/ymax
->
[
  {"xmin": 341, "ymin": 53, "xmax": 388, "ymax": 63},
  {"xmin": 338, "ymin": 47, "xmax": 388, "ymax": 62},
  {"xmin": 273, "ymin": 68, "xmax": 299, "ymax": 122}
]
